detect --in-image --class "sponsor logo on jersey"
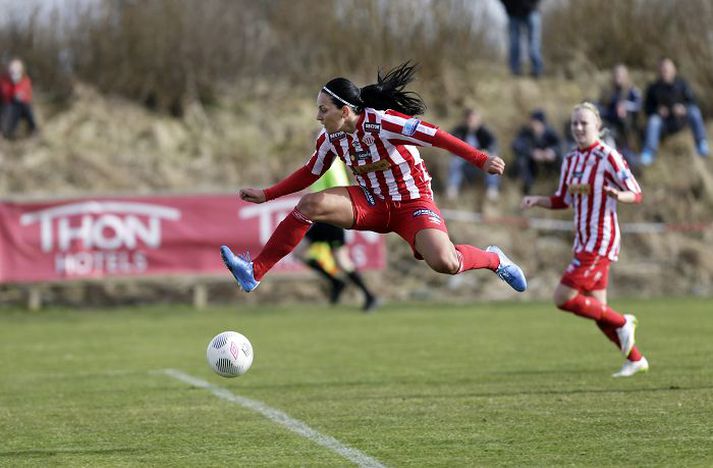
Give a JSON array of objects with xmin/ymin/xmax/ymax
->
[
  {"xmin": 568, "ymin": 183, "xmax": 591, "ymax": 195},
  {"xmin": 364, "ymin": 122, "xmax": 381, "ymax": 133},
  {"xmin": 351, "ymin": 159, "xmax": 391, "ymax": 175},
  {"xmin": 402, "ymin": 118, "xmax": 421, "ymax": 136},
  {"xmin": 328, "ymin": 131, "xmax": 346, "ymax": 142},
  {"xmin": 412, "ymin": 208, "xmax": 442, "ymax": 224},
  {"xmin": 351, "ymin": 150, "xmax": 370, "ymax": 161},
  {"xmin": 359, "ymin": 186, "xmax": 376, "ymax": 206}
]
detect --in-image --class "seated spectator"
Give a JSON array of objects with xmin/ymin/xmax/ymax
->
[
  {"xmin": 511, "ymin": 109, "xmax": 562, "ymax": 194},
  {"xmin": 599, "ymin": 64, "xmax": 642, "ymax": 166},
  {"xmin": 0, "ymin": 58, "xmax": 37, "ymax": 139},
  {"xmin": 446, "ymin": 108, "xmax": 501, "ymax": 201},
  {"xmin": 640, "ymin": 57, "xmax": 709, "ymax": 166}
]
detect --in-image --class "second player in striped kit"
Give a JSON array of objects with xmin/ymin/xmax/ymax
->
[{"xmin": 521, "ymin": 102, "xmax": 649, "ymax": 377}]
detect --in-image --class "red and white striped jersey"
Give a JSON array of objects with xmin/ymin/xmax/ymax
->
[
  {"xmin": 305, "ymin": 108, "xmax": 439, "ymax": 201},
  {"xmin": 552, "ymin": 140, "xmax": 642, "ymax": 261}
]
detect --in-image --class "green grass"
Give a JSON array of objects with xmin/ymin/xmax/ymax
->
[{"xmin": 1, "ymin": 298, "xmax": 712, "ymax": 466}]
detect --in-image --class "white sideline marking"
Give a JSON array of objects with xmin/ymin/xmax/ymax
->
[{"xmin": 159, "ymin": 369, "xmax": 386, "ymax": 468}]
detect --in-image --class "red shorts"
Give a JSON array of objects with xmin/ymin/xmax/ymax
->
[
  {"xmin": 560, "ymin": 251, "xmax": 611, "ymax": 292},
  {"xmin": 346, "ymin": 185, "xmax": 449, "ymax": 259}
]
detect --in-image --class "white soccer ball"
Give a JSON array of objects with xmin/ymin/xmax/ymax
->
[{"xmin": 206, "ymin": 331, "xmax": 254, "ymax": 378}]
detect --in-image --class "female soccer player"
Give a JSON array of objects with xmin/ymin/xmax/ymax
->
[
  {"xmin": 521, "ymin": 102, "xmax": 648, "ymax": 377},
  {"xmin": 221, "ymin": 62, "xmax": 526, "ymax": 297}
]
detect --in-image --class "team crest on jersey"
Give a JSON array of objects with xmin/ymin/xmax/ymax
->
[
  {"xmin": 412, "ymin": 208, "xmax": 442, "ymax": 224},
  {"xmin": 328, "ymin": 131, "xmax": 346, "ymax": 142},
  {"xmin": 364, "ymin": 122, "xmax": 381, "ymax": 133},
  {"xmin": 618, "ymin": 169, "xmax": 632, "ymax": 181},
  {"xmin": 402, "ymin": 118, "xmax": 421, "ymax": 136},
  {"xmin": 362, "ymin": 134, "xmax": 375, "ymax": 146}
]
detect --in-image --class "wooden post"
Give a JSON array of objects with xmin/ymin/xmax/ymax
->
[
  {"xmin": 193, "ymin": 283, "xmax": 208, "ymax": 310},
  {"xmin": 28, "ymin": 286, "xmax": 42, "ymax": 311}
]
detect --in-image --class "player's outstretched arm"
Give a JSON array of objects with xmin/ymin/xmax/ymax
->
[
  {"xmin": 432, "ymin": 129, "xmax": 504, "ymax": 174},
  {"xmin": 603, "ymin": 186, "xmax": 643, "ymax": 204}
]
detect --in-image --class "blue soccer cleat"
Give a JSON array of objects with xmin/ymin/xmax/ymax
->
[
  {"xmin": 220, "ymin": 245, "xmax": 260, "ymax": 292},
  {"xmin": 486, "ymin": 245, "xmax": 527, "ymax": 292}
]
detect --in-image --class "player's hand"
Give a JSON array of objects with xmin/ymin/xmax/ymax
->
[
  {"xmin": 484, "ymin": 155, "xmax": 505, "ymax": 175},
  {"xmin": 239, "ymin": 187, "xmax": 267, "ymax": 204},
  {"xmin": 520, "ymin": 195, "xmax": 543, "ymax": 209},
  {"xmin": 603, "ymin": 185, "xmax": 620, "ymax": 200}
]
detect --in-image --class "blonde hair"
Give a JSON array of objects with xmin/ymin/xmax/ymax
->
[{"xmin": 572, "ymin": 101, "xmax": 602, "ymax": 128}]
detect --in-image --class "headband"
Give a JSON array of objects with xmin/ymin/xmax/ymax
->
[{"xmin": 322, "ymin": 86, "xmax": 358, "ymax": 108}]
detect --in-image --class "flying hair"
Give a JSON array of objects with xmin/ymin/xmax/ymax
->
[{"xmin": 360, "ymin": 61, "xmax": 427, "ymax": 116}]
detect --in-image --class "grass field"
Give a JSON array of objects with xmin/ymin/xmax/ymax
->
[{"xmin": 1, "ymin": 297, "xmax": 712, "ymax": 466}]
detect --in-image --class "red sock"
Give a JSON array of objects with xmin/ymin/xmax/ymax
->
[
  {"xmin": 454, "ymin": 245, "xmax": 499, "ymax": 273},
  {"xmin": 252, "ymin": 209, "xmax": 312, "ymax": 280},
  {"xmin": 596, "ymin": 322, "xmax": 643, "ymax": 361},
  {"xmin": 558, "ymin": 293, "xmax": 626, "ymax": 328}
]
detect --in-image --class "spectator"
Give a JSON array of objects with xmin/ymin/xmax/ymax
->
[
  {"xmin": 446, "ymin": 108, "xmax": 501, "ymax": 202},
  {"xmin": 511, "ymin": 109, "xmax": 562, "ymax": 194},
  {"xmin": 500, "ymin": 0, "xmax": 543, "ymax": 78},
  {"xmin": 598, "ymin": 64, "xmax": 642, "ymax": 166},
  {"xmin": 0, "ymin": 58, "xmax": 37, "ymax": 139},
  {"xmin": 640, "ymin": 57, "xmax": 709, "ymax": 166}
]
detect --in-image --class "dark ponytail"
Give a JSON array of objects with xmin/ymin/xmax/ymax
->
[
  {"xmin": 321, "ymin": 61, "xmax": 427, "ymax": 116},
  {"xmin": 360, "ymin": 62, "xmax": 426, "ymax": 116}
]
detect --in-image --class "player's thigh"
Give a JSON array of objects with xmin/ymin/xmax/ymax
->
[{"xmin": 297, "ymin": 187, "xmax": 354, "ymax": 228}]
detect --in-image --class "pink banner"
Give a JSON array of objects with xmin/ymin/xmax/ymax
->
[{"xmin": 0, "ymin": 194, "xmax": 385, "ymax": 283}]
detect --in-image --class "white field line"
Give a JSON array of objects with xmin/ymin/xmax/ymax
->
[{"xmin": 158, "ymin": 368, "xmax": 386, "ymax": 468}]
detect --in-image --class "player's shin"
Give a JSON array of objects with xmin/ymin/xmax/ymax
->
[
  {"xmin": 454, "ymin": 244, "xmax": 500, "ymax": 273},
  {"xmin": 252, "ymin": 208, "xmax": 313, "ymax": 280}
]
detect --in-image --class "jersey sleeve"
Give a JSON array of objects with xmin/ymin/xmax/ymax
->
[
  {"xmin": 380, "ymin": 110, "xmax": 488, "ymax": 168},
  {"xmin": 605, "ymin": 150, "xmax": 643, "ymax": 202},
  {"xmin": 549, "ymin": 154, "xmax": 573, "ymax": 209},
  {"xmin": 379, "ymin": 109, "xmax": 439, "ymax": 147}
]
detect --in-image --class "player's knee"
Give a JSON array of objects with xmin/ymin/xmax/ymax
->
[
  {"xmin": 296, "ymin": 193, "xmax": 326, "ymax": 219},
  {"xmin": 426, "ymin": 253, "xmax": 460, "ymax": 275},
  {"xmin": 553, "ymin": 290, "xmax": 572, "ymax": 309}
]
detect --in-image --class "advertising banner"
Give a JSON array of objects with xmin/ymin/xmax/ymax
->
[{"xmin": 0, "ymin": 194, "xmax": 385, "ymax": 283}]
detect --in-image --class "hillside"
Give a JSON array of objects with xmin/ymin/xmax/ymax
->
[{"xmin": 1, "ymin": 68, "xmax": 712, "ymax": 303}]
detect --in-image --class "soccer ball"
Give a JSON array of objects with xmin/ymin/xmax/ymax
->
[{"xmin": 206, "ymin": 331, "xmax": 254, "ymax": 378}]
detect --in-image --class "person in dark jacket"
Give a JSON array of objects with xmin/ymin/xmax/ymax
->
[
  {"xmin": 598, "ymin": 64, "xmax": 642, "ymax": 167},
  {"xmin": 446, "ymin": 108, "xmax": 501, "ymax": 201},
  {"xmin": 511, "ymin": 109, "xmax": 562, "ymax": 195},
  {"xmin": 500, "ymin": 0, "xmax": 543, "ymax": 77},
  {"xmin": 640, "ymin": 57, "xmax": 708, "ymax": 166}
]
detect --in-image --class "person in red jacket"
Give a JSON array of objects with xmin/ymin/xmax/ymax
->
[
  {"xmin": 220, "ymin": 62, "xmax": 527, "ymax": 295},
  {"xmin": 0, "ymin": 58, "xmax": 37, "ymax": 139}
]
